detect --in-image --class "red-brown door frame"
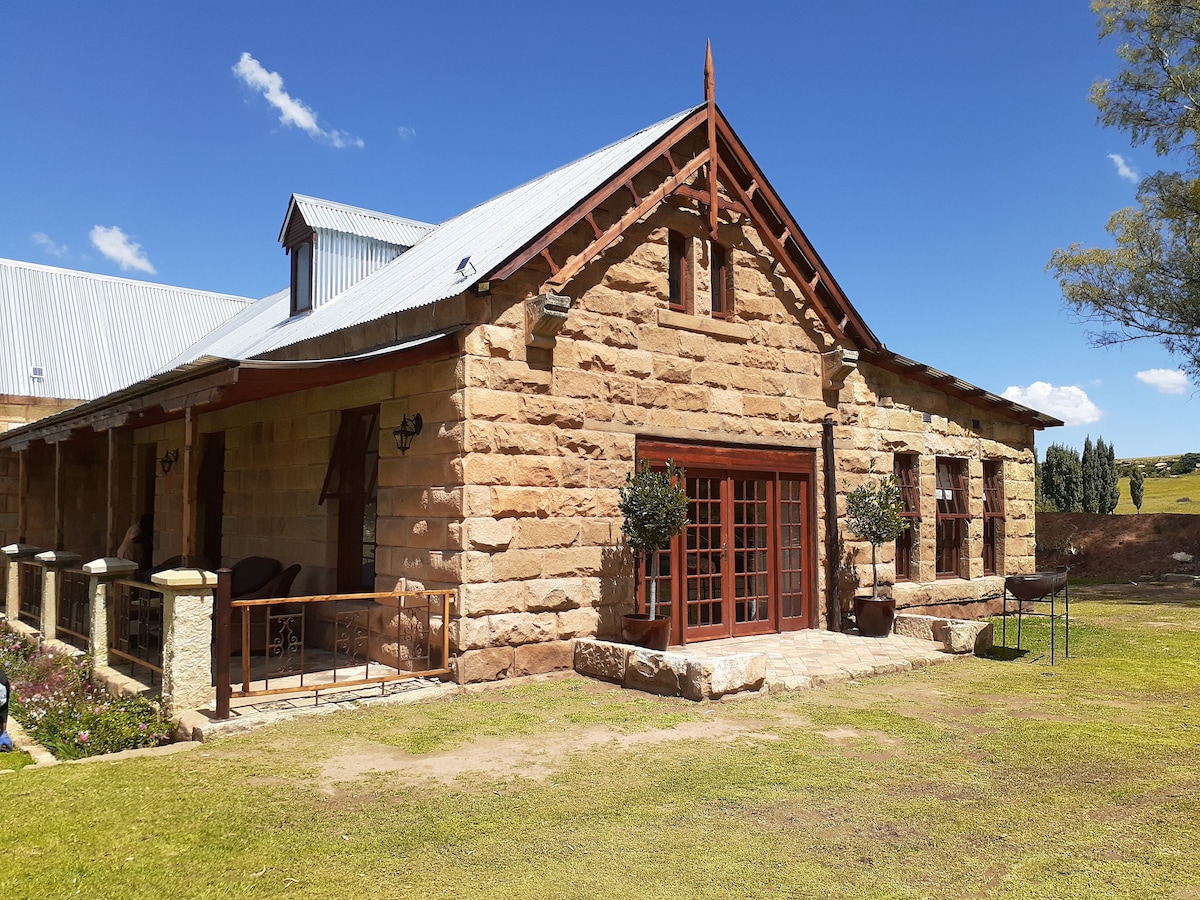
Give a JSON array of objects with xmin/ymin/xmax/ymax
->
[{"xmin": 635, "ymin": 439, "xmax": 818, "ymax": 644}]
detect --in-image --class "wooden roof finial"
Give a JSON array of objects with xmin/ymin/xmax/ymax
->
[
  {"xmin": 705, "ymin": 41, "xmax": 719, "ymax": 240},
  {"xmin": 704, "ymin": 40, "xmax": 714, "ymax": 106}
]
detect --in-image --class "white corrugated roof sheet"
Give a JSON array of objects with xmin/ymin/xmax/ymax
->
[
  {"xmin": 0, "ymin": 258, "xmax": 253, "ymax": 400},
  {"xmin": 179, "ymin": 106, "xmax": 699, "ymax": 363},
  {"xmin": 281, "ymin": 195, "xmax": 436, "ymax": 248}
]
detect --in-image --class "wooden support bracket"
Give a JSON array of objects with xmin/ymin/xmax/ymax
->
[{"xmin": 821, "ymin": 347, "xmax": 859, "ymax": 391}]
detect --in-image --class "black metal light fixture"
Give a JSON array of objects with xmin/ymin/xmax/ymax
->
[
  {"xmin": 159, "ymin": 448, "xmax": 179, "ymax": 475},
  {"xmin": 392, "ymin": 413, "xmax": 423, "ymax": 455}
]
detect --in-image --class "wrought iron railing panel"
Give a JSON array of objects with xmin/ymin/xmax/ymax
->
[
  {"xmin": 57, "ymin": 568, "xmax": 90, "ymax": 650},
  {"xmin": 17, "ymin": 560, "xmax": 41, "ymax": 628},
  {"xmin": 109, "ymin": 579, "xmax": 164, "ymax": 680},
  {"xmin": 223, "ymin": 590, "xmax": 452, "ymax": 704}
]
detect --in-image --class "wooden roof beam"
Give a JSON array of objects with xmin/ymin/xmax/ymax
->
[{"xmin": 543, "ymin": 150, "xmax": 711, "ymax": 293}]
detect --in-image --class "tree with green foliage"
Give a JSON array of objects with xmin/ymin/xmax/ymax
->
[
  {"xmin": 1171, "ymin": 451, "xmax": 1200, "ymax": 475},
  {"xmin": 1100, "ymin": 438, "xmax": 1121, "ymax": 513},
  {"xmin": 1041, "ymin": 444, "xmax": 1084, "ymax": 512},
  {"xmin": 618, "ymin": 459, "xmax": 689, "ymax": 620},
  {"xmin": 1081, "ymin": 436, "xmax": 1100, "ymax": 513},
  {"xmin": 844, "ymin": 464, "xmax": 910, "ymax": 599},
  {"xmin": 1048, "ymin": 1, "xmax": 1200, "ymax": 377},
  {"xmin": 1131, "ymin": 465, "xmax": 1145, "ymax": 512}
]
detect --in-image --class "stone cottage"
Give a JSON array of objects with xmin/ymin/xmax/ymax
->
[{"xmin": 0, "ymin": 62, "xmax": 1060, "ymax": 683}]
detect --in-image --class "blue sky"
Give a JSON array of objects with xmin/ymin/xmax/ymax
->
[{"xmin": 1, "ymin": 2, "xmax": 1195, "ymax": 458}]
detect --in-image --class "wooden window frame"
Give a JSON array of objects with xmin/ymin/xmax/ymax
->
[
  {"xmin": 290, "ymin": 238, "xmax": 314, "ymax": 316},
  {"xmin": 982, "ymin": 460, "xmax": 1003, "ymax": 576},
  {"xmin": 935, "ymin": 457, "xmax": 968, "ymax": 579},
  {"xmin": 710, "ymin": 241, "xmax": 729, "ymax": 319},
  {"xmin": 894, "ymin": 454, "xmax": 919, "ymax": 582},
  {"xmin": 668, "ymin": 229, "xmax": 689, "ymax": 313}
]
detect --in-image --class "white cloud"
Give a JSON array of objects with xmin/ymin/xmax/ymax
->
[
  {"xmin": 232, "ymin": 52, "xmax": 363, "ymax": 149},
  {"xmin": 1108, "ymin": 153, "xmax": 1139, "ymax": 184},
  {"xmin": 31, "ymin": 232, "xmax": 67, "ymax": 257},
  {"xmin": 89, "ymin": 225, "xmax": 155, "ymax": 274},
  {"xmin": 1002, "ymin": 381, "xmax": 1102, "ymax": 426},
  {"xmin": 397, "ymin": 125, "xmax": 416, "ymax": 140},
  {"xmin": 1136, "ymin": 368, "xmax": 1189, "ymax": 394}
]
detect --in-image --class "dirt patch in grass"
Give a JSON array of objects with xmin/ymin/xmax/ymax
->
[{"xmin": 317, "ymin": 717, "xmax": 787, "ymax": 790}]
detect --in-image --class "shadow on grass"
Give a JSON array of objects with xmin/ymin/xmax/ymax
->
[{"xmin": 980, "ymin": 645, "xmax": 1029, "ymax": 662}]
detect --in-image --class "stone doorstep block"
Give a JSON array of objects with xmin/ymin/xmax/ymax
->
[
  {"xmin": 895, "ymin": 614, "xmax": 994, "ymax": 655},
  {"xmin": 683, "ymin": 653, "xmax": 768, "ymax": 701},
  {"xmin": 624, "ymin": 648, "xmax": 689, "ymax": 697},
  {"xmin": 573, "ymin": 638, "xmax": 630, "ymax": 684}
]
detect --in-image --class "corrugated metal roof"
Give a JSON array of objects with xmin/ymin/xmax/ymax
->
[
  {"xmin": 195, "ymin": 106, "xmax": 701, "ymax": 361},
  {"xmin": 280, "ymin": 195, "xmax": 436, "ymax": 248},
  {"xmin": 0, "ymin": 258, "xmax": 253, "ymax": 401}
]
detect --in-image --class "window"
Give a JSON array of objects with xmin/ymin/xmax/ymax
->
[
  {"xmin": 290, "ymin": 240, "xmax": 313, "ymax": 315},
  {"xmin": 668, "ymin": 230, "xmax": 688, "ymax": 312},
  {"xmin": 983, "ymin": 460, "xmax": 1003, "ymax": 575},
  {"xmin": 710, "ymin": 242, "xmax": 728, "ymax": 318},
  {"xmin": 320, "ymin": 406, "xmax": 380, "ymax": 592},
  {"xmin": 935, "ymin": 457, "xmax": 968, "ymax": 578},
  {"xmin": 894, "ymin": 454, "xmax": 919, "ymax": 582}
]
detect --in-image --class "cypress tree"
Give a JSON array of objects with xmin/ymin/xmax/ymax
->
[
  {"xmin": 1100, "ymin": 438, "xmax": 1120, "ymax": 514},
  {"xmin": 1081, "ymin": 436, "xmax": 1099, "ymax": 513},
  {"xmin": 1042, "ymin": 444, "xmax": 1083, "ymax": 512},
  {"xmin": 1131, "ymin": 466, "xmax": 1145, "ymax": 513}
]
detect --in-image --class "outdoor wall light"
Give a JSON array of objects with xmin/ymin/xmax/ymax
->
[
  {"xmin": 159, "ymin": 449, "xmax": 179, "ymax": 475},
  {"xmin": 392, "ymin": 413, "xmax": 423, "ymax": 455}
]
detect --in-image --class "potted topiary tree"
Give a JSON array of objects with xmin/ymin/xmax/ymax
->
[
  {"xmin": 618, "ymin": 459, "xmax": 689, "ymax": 650},
  {"xmin": 845, "ymin": 462, "xmax": 910, "ymax": 637}
]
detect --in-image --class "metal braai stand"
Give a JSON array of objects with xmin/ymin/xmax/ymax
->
[{"xmin": 1001, "ymin": 570, "xmax": 1070, "ymax": 664}]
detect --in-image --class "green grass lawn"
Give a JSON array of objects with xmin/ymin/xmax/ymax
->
[
  {"xmin": 1116, "ymin": 470, "xmax": 1200, "ymax": 513},
  {"xmin": 3, "ymin": 592, "xmax": 1199, "ymax": 899}
]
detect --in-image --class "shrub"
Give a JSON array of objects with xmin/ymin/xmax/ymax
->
[{"xmin": 0, "ymin": 623, "xmax": 174, "ymax": 760}]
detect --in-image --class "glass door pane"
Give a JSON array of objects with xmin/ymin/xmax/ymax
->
[
  {"xmin": 779, "ymin": 478, "xmax": 806, "ymax": 621},
  {"xmin": 732, "ymin": 478, "xmax": 771, "ymax": 627},
  {"xmin": 684, "ymin": 475, "xmax": 725, "ymax": 634}
]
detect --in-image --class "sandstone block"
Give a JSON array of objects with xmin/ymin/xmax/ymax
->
[
  {"xmin": 489, "ymin": 611, "xmax": 558, "ymax": 645},
  {"xmin": 466, "ymin": 517, "xmax": 514, "ymax": 551},
  {"xmin": 450, "ymin": 615, "xmax": 492, "ymax": 651},
  {"xmin": 573, "ymin": 638, "xmax": 629, "ymax": 683},
  {"xmin": 525, "ymin": 578, "xmax": 582, "ymax": 611},
  {"xmin": 624, "ymin": 649, "xmax": 687, "ymax": 697},
  {"xmin": 684, "ymin": 653, "xmax": 767, "ymax": 701},
  {"xmin": 556, "ymin": 605, "xmax": 600, "ymax": 639},
  {"xmin": 490, "ymin": 549, "xmax": 544, "ymax": 582},
  {"xmin": 514, "ymin": 640, "xmax": 575, "ymax": 676},
  {"xmin": 459, "ymin": 582, "xmax": 525, "ymax": 616},
  {"xmin": 893, "ymin": 614, "xmax": 938, "ymax": 643},
  {"xmin": 454, "ymin": 647, "xmax": 514, "ymax": 684},
  {"xmin": 515, "ymin": 518, "xmax": 579, "ymax": 549}
]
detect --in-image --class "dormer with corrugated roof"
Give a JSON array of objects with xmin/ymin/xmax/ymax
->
[{"xmin": 279, "ymin": 194, "xmax": 436, "ymax": 317}]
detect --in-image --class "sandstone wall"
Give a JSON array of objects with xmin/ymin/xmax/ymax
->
[{"xmin": 446, "ymin": 199, "xmax": 1038, "ymax": 680}]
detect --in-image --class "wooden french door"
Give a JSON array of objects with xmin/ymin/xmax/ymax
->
[{"xmin": 637, "ymin": 441, "xmax": 817, "ymax": 644}]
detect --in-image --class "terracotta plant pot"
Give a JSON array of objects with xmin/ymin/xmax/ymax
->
[
  {"xmin": 621, "ymin": 614, "xmax": 671, "ymax": 650},
  {"xmin": 853, "ymin": 595, "xmax": 896, "ymax": 638}
]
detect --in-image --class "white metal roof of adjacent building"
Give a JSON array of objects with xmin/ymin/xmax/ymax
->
[
  {"xmin": 174, "ymin": 106, "xmax": 700, "ymax": 363},
  {"xmin": 279, "ymin": 195, "xmax": 437, "ymax": 248},
  {"xmin": 0, "ymin": 258, "xmax": 254, "ymax": 401}
]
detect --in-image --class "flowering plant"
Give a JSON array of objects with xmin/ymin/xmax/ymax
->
[{"xmin": 0, "ymin": 623, "xmax": 175, "ymax": 760}]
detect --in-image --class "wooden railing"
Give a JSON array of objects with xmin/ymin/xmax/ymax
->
[
  {"xmin": 213, "ymin": 571, "xmax": 453, "ymax": 719},
  {"xmin": 56, "ymin": 567, "xmax": 90, "ymax": 650},
  {"xmin": 108, "ymin": 578, "xmax": 164, "ymax": 681},
  {"xmin": 17, "ymin": 560, "xmax": 41, "ymax": 628}
]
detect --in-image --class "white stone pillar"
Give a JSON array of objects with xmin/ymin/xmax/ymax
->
[
  {"xmin": 35, "ymin": 550, "xmax": 81, "ymax": 642},
  {"xmin": 152, "ymin": 568, "xmax": 217, "ymax": 715},
  {"xmin": 82, "ymin": 557, "xmax": 138, "ymax": 669},
  {"xmin": 2, "ymin": 543, "xmax": 41, "ymax": 623}
]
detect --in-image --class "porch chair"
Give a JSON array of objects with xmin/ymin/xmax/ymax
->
[{"xmin": 229, "ymin": 562, "xmax": 302, "ymax": 656}]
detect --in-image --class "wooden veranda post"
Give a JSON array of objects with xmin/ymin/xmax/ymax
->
[{"xmin": 215, "ymin": 567, "xmax": 231, "ymax": 720}]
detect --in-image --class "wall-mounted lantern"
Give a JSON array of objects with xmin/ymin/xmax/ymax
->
[
  {"xmin": 392, "ymin": 413, "xmax": 423, "ymax": 455},
  {"xmin": 159, "ymin": 449, "xmax": 179, "ymax": 476}
]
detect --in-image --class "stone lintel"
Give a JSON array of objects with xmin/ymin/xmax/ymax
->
[
  {"xmin": 152, "ymin": 568, "xmax": 218, "ymax": 590},
  {"xmin": 1, "ymin": 543, "xmax": 42, "ymax": 560},
  {"xmin": 34, "ymin": 550, "xmax": 82, "ymax": 568},
  {"xmin": 82, "ymin": 557, "xmax": 140, "ymax": 578},
  {"xmin": 657, "ymin": 308, "xmax": 751, "ymax": 341}
]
